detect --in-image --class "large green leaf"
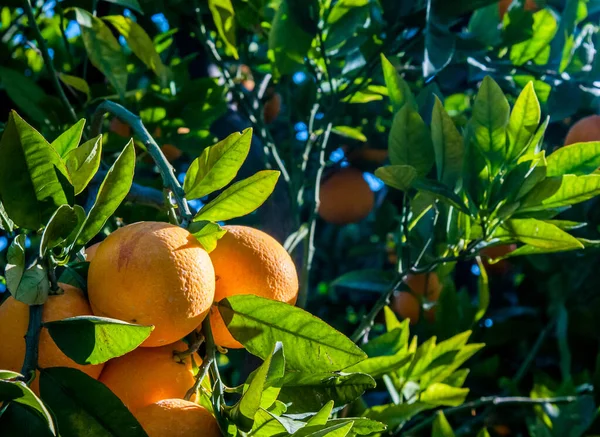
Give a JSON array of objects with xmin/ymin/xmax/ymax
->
[
  {"xmin": 508, "ymin": 82, "xmax": 541, "ymax": 160},
  {"xmin": 0, "ymin": 380, "xmax": 56, "ymax": 435},
  {"xmin": 39, "ymin": 367, "xmax": 147, "ymax": 437},
  {"xmin": 76, "ymin": 140, "xmax": 135, "ymax": 245},
  {"xmin": 103, "ymin": 16, "xmax": 170, "ymax": 85},
  {"xmin": 193, "ymin": 170, "xmax": 279, "ymax": 222},
  {"xmin": 75, "ymin": 8, "xmax": 128, "ymax": 98},
  {"xmin": 374, "ymin": 165, "xmax": 417, "ymax": 191},
  {"xmin": 208, "ymin": 0, "xmax": 238, "ymax": 59},
  {"xmin": 277, "ymin": 372, "xmax": 375, "ymax": 414},
  {"xmin": 218, "ymin": 295, "xmax": 367, "ymax": 373},
  {"xmin": 40, "ymin": 205, "xmax": 80, "ymax": 257},
  {"xmin": 65, "ymin": 135, "xmax": 103, "ymax": 195},
  {"xmin": 388, "ymin": 104, "xmax": 434, "ymax": 176},
  {"xmin": 520, "ymin": 175, "xmax": 600, "ymax": 211},
  {"xmin": 423, "ymin": 0, "xmax": 456, "ymax": 77},
  {"xmin": 0, "ymin": 111, "xmax": 70, "ymax": 230},
  {"xmin": 344, "ymin": 351, "xmax": 413, "ymax": 378},
  {"xmin": 504, "ymin": 218, "xmax": 583, "ymax": 250},
  {"xmin": 0, "ymin": 403, "xmax": 56, "ymax": 437},
  {"xmin": 420, "ymin": 383, "xmax": 469, "ymax": 407},
  {"xmin": 469, "ymin": 76, "xmax": 510, "ymax": 171},
  {"xmin": 50, "ymin": 119, "xmax": 86, "ymax": 158},
  {"xmin": 431, "ymin": 97, "xmax": 464, "ymax": 186},
  {"xmin": 381, "ymin": 54, "xmax": 415, "ymax": 113},
  {"xmin": 44, "ymin": 316, "xmax": 154, "ymax": 365},
  {"xmin": 510, "ymin": 10, "xmax": 558, "ymax": 66},
  {"xmin": 546, "ymin": 142, "xmax": 600, "ymax": 177},
  {"xmin": 184, "ymin": 129, "xmax": 252, "ymax": 200}
]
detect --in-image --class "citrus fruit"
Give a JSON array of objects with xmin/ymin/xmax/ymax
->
[
  {"xmin": 88, "ymin": 221, "xmax": 215, "ymax": 347},
  {"xmin": 99, "ymin": 341, "xmax": 199, "ymax": 412},
  {"xmin": 109, "ymin": 118, "xmax": 131, "ymax": 138},
  {"xmin": 391, "ymin": 291, "xmax": 421, "ymax": 325},
  {"xmin": 240, "ymin": 64, "xmax": 255, "ymax": 92},
  {"xmin": 209, "ymin": 225, "xmax": 299, "ymax": 349},
  {"xmin": 400, "ymin": 272, "xmax": 443, "ymax": 323},
  {"xmin": 499, "ymin": 0, "xmax": 538, "ymax": 18},
  {"xmin": 0, "ymin": 283, "xmax": 104, "ymax": 394},
  {"xmin": 564, "ymin": 115, "xmax": 600, "ymax": 146},
  {"xmin": 135, "ymin": 399, "xmax": 221, "ymax": 437},
  {"xmin": 161, "ymin": 144, "xmax": 183, "ymax": 162},
  {"xmin": 480, "ymin": 244, "xmax": 517, "ymax": 275},
  {"xmin": 318, "ymin": 168, "xmax": 374, "ymax": 225},
  {"xmin": 85, "ymin": 242, "xmax": 101, "ymax": 262},
  {"xmin": 263, "ymin": 90, "xmax": 281, "ymax": 124}
]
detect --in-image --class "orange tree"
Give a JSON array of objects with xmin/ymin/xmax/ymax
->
[{"xmin": 1, "ymin": 0, "xmax": 600, "ymax": 436}]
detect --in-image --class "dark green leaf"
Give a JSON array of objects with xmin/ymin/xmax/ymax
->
[
  {"xmin": 189, "ymin": 221, "xmax": 227, "ymax": 253},
  {"xmin": 218, "ymin": 295, "xmax": 367, "ymax": 373},
  {"xmin": 193, "ymin": 170, "xmax": 280, "ymax": 222},
  {"xmin": 381, "ymin": 54, "xmax": 415, "ymax": 113},
  {"xmin": 102, "ymin": 0, "xmax": 143, "ymax": 14},
  {"xmin": 50, "ymin": 119, "xmax": 86, "ymax": 158},
  {"xmin": 277, "ymin": 372, "xmax": 375, "ymax": 414},
  {"xmin": 423, "ymin": 1, "xmax": 456, "ymax": 77},
  {"xmin": 184, "ymin": 129, "xmax": 252, "ymax": 200},
  {"xmin": 65, "ymin": 136, "xmax": 103, "ymax": 195},
  {"xmin": 75, "ymin": 8, "xmax": 128, "ymax": 98},
  {"xmin": 58, "ymin": 74, "xmax": 91, "ymax": 102},
  {"xmin": 412, "ymin": 179, "xmax": 470, "ymax": 214},
  {"xmin": 508, "ymin": 82, "xmax": 541, "ymax": 160},
  {"xmin": 0, "ymin": 67, "xmax": 55, "ymax": 125},
  {"xmin": 45, "ymin": 316, "xmax": 154, "ymax": 365},
  {"xmin": 330, "ymin": 269, "xmax": 395, "ymax": 294},
  {"xmin": 0, "ymin": 396, "xmax": 56, "ymax": 437},
  {"xmin": 388, "ymin": 105, "xmax": 434, "ymax": 177},
  {"xmin": 362, "ymin": 320, "xmax": 410, "ymax": 357},
  {"xmin": 76, "ymin": 140, "xmax": 135, "ymax": 245},
  {"xmin": 504, "ymin": 218, "xmax": 583, "ymax": 250},
  {"xmin": 40, "ymin": 205, "xmax": 79, "ymax": 257},
  {"xmin": 12, "ymin": 264, "xmax": 50, "ymax": 305},
  {"xmin": 374, "ymin": 165, "xmax": 418, "ymax": 191},
  {"xmin": 546, "ymin": 142, "xmax": 600, "ymax": 177},
  {"xmin": 208, "ymin": 0, "xmax": 238, "ymax": 59},
  {"xmin": 0, "ymin": 111, "xmax": 69, "ymax": 230},
  {"xmin": 431, "ymin": 97, "xmax": 464, "ymax": 185},
  {"xmin": 39, "ymin": 367, "xmax": 147, "ymax": 437}
]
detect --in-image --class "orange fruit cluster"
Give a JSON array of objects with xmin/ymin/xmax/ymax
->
[{"xmin": 391, "ymin": 273, "xmax": 443, "ymax": 325}]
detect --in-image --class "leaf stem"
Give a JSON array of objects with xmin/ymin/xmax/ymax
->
[
  {"xmin": 90, "ymin": 101, "xmax": 193, "ymax": 225},
  {"xmin": 22, "ymin": 0, "xmax": 79, "ymax": 126}
]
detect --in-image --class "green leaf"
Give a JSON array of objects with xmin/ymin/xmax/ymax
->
[
  {"xmin": 362, "ymin": 320, "xmax": 410, "ymax": 357},
  {"xmin": 50, "ymin": 119, "xmax": 86, "ymax": 158},
  {"xmin": 364, "ymin": 403, "xmax": 431, "ymax": 429},
  {"xmin": 44, "ymin": 316, "xmax": 154, "ymax": 365},
  {"xmin": 504, "ymin": 218, "xmax": 583, "ymax": 250},
  {"xmin": 546, "ymin": 142, "xmax": 600, "ymax": 177},
  {"xmin": 384, "ymin": 306, "xmax": 402, "ymax": 332},
  {"xmin": 443, "ymin": 369, "xmax": 470, "ymax": 387},
  {"xmin": 193, "ymin": 170, "xmax": 280, "ymax": 222},
  {"xmin": 218, "ymin": 295, "xmax": 367, "ymax": 373},
  {"xmin": 474, "ymin": 257, "xmax": 489, "ymax": 323},
  {"xmin": 6, "ymin": 234, "xmax": 26, "ymax": 294},
  {"xmin": 374, "ymin": 165, "xmax": 418, "ymax": 191},
  {"xmin": 102, "ymin": 0, "xmax": 143, "ymax": 14},
  {"xmin": 304, "ymin": 401, "xmax": 334, "ymax": 428},
  {"xmin": 330, "ymin": 269, "xmax": 395, "ymax": 294},
  {"xmin": 208, "ymin": 0, "xmax": 238, "ymax": 59},
  {"xmin": 388, "ymin": 104, "xmax": 434, "ymax": 176},
  {"xmin": 0, "ymin": 202, "xmax": 14, "ymax": 232},
  {"xmin": 0, "ymin": 67, "xmax": 56, "ymax": 125},
  {"xmin": 510, "ymin": 10, "xmax": 558, "ymax": 66},
  {"xmin": 277, "ymin": 372, "xmax": 375, "ymax": 414},
  {"xmin": 40, "ymin": 205, "xmax": 79, "ymax": 257},
  {"xmin": 332, "ymin": 126, "xmax": 367, "ymax": 142},
  {"xmin": 76, "ymin": 140, "xmax": 135, "ymax": 245},
  {"xmin": 420, "ymin": 383, "xmax": 469, "ymax": 407},
  {"xmin": 477, "ymin": 428, "xmax": 491, "ymax": 437},
  {"xmin": 520, "ymin": 175, "xmax": 600, "ymax": 211},
  {"xmin": 508, "ymin": 82, "xmax": 541, "ymax": 160},
  {"xmin": 13, "ymin": 264, "xmax": 50, "ymax": 305},
  {"xmin": 432, "ymin": 411, "xmax": 455, "ymax": 437},
  {"xmin": 412, "ymin": 179, "xmax": 470, "ymax": 214},
  {"xmin": 305, "ymin": 422, "xmax": 354, "ymax": 437},
  {"xmin": 431, "ymin": 97, "xmax": 464, "ymax": 185},
  {"xmin": 65, "ymin": 135, "xmax": 103, "ymax": 195},
  {"xmin": 0, "ymin": 370, "xmax": 23, "ymax": 380},
  {"xmin": 344, "ymin": 351, "xmax": 413, "ymax": 378},
  {"xmin": 323, "ymin": 419, "xmax": 386, "ymax": 436},
  {"xmin": 423, "ymin": 1, "xmax": 456, "ymax": 77},
  {"xmin": 58, "ymin": 74, "xmax": 91, "ymax": 102},
  {"xmin": 189, "ymin": 221, "xmax": 227, "ymax": 253},
  {"xmin": 469, "ymin": 76, "xmax": 510, "ymax": 171},
  {"xmin": 184, "ymin": 129, "xmax": 252, "ymax": 200},
  {"xmin": 0, "ymin": 380, "xmax": 56, "ymax": 435},
  {"xmin": 75, "ymin": 8, "xmax": 128, "ymax": 98},
  {"xmin": 0, "ymin": 403, "xmax": 56, "ymax": 437},
  {"xmin": 103, "ymin": 16, "xmax": 170, "ymax": 86},
  {"xmin": 39, "ymin": 367, "xmax": 147, "ymax": 437},
  {"xmin": 381, "ymin": 54, "xmax": 415, "ymax": 113},
  {"xmin": 0, "ymin": 111, "xmax": 70, "ymax": 230}
]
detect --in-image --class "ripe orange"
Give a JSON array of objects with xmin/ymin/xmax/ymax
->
[
  {"xmin": 110, "ymin": 118, "xmax": 131, "ymax": 138},
  {"xmin": 0, "ymin": 283, "xmax": 104, "ymax": 394},
  {"xmin": 318, "ymin": 168, "xmax": 374, "ymax": 225},
  {"xmin": 85, "ymin": 242, "xmax": 101, "ymax": 262},
  {"xmin": 99, "ymin": 341, "xmax": 199, "ymax": 412},
  {"xmin": 392, "ymin": 273, "xmax": 443, "ymax": 323},
  {"xmin": 391, "ymin": 292, "xmax": 421, "ymax": 325},
  {"xmin": 263, "ymin": 90, "xmax": 281, "ymax": 124},
  {"xmin": 209, "ymin": 226, "xmax": 299, "ymax": 349},
  {"xmin": 480, "ymin": 244, "xmax": 517, "ymax": 275},
  {"xmin": 88, "ymin": 222, "xmax": 215, "ymax": 347},
  {"xmin": 564, "ymin": 115, "xmax": 600, "ymax": 146},
  {"xmin": 161, "ymin": 144, "xmax": 183, "ymax": 162},
  {"xmin": 499, "ymin": 0, "xmax": 538, "ymax": 18},
  {"xmin": 135, "ymin": 399, "xmax": 221, "ymax": 437}
]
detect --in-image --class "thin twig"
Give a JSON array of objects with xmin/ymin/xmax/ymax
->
[
  {"xmin": 22, "ymin": 0, "xmax": 78, "ymax": 125},
  {"xmin": 402, "ymin": 394, "xmax": 592, "ymax": 436},
  {"xmin": 91, "ymin": 101, "xmax": 193, "ymax": 224}
]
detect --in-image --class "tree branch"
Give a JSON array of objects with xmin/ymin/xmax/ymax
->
[{"xmin": 20, "ymin": 304, "xmax": 43, "ymax": 382}]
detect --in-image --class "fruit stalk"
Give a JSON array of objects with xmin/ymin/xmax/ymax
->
[
  {"xmin": 20, "ymin": 304, "xmax": 43, "ymax": 382},
  {"xmin": 91, "ymin": 101, "xmax": 193, "ymax": 223}
]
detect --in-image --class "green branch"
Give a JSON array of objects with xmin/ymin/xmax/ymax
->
[
  {"xmin": 20, "ymin": 304, "xmax": 43, "ymax": 382},
  {"xmin": 22, "ymin": 0, "xmax": 78, "ymax": 125},
  {"xmin": 90, "ymin": 100, "xmax": 193, "ymax": 224}
]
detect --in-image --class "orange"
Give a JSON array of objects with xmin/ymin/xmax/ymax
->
[
  {"xmin": 161, "ymin": 144, "xmax": 183, "ymax": 162},
  {"xmin": 480, "ymin": 244, "xmax": 517, "ymax": 275},
  {"xmin": 240, "ymin": 64, "xmax": 255, "ymax": 92},
  {"xmin": 318, "ymin": 168, "xmax": 375, "ymax": 225},
  {"xmin": 99, "ymin": 341, "xmax": 199, "ymax": 412},
  {"xmin": 564, "ymin": 115, "xmax": 600, "ymax": 146},
  {"xmin": 0, "ymin": 283, "xmax": 104, "ymax": 394},
  {"xmin": 135, "ymin": 399, "xmax": 221, "ymax": 437},
  {"xmin": 406, "ymin": 273, "xmax": 443, "ymax": 323},
  {"xmin": 85, "ymin": 242, "xmax": 101, "ymax": 262},
  {"xmin": 110, "ymin": 118, "xmax": 131, "ymax": 138},
  {"xmin": 391, "ymin": 292, "xmax": 421, "ymax": 325},
  {"xmin": 263, "ymin": 90, "xmax": 281, "ymax": 124},
  {"xmin": 499, "ymin": 0, "xmax": 538, "ymax": 18},
  {"xmin": 209, "ymin": 226, "xmax": 299, "ymax": 349},
  {"xmin": 88, "ymin": 222, "xmax": 215, "ymax": 347},
  {"xmin": 348, "ymin": 147, "xmax": 389, "ymax": 165}
]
